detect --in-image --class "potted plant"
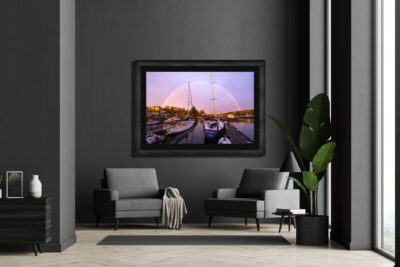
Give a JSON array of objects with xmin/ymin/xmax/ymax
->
[{"xmin": 269, "ymin": 93, "xmax": 336, "ymax": 245}]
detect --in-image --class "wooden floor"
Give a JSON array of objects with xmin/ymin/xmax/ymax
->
[{"xmin": 0, "ymin": 223, "xmax": 394, "ymax": 267}]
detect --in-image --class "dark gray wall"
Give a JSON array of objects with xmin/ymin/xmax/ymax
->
[
  {"xmin": 0, "ymin": 0, "xmax": 75, "ymax": 252},
  {"xmin": 288, "ymin": 0, "xmax": 310, "ymax": 150},
  {"xmin": 331, "ymin": 0, "xmax": 351, "ymax": 247},
  {"xmin": 331, "ymin": 0, "xmax": 374, "ymax": 250},
  {"xmin": 76, "ymin": 0, "xmax": 309, "ymax": 223},
  {"xmin": 287, "ymin": 0, "xmax": 312, "ymax": 212},
  {"xmin": 0, "ymin": 0, "xmax": 60, "ymax": 249}
]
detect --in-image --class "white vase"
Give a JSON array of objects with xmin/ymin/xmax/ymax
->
[{"xmin": 29, "ymin": 175, "xmax": 42, "ymax": 198}]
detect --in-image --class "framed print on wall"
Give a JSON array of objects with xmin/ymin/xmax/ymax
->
[
  {"xmin": 6, "ymin": 171, "xmax": 23, "ymax": 198},
  {"xmin": 132, "ymin": 60, "xmax": 265, "ymax": 157}
]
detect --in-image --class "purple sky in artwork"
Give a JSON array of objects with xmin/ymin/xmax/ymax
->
[{"xmin": 146, "ymin": 72, "xmax": 254, "ymax": 114}]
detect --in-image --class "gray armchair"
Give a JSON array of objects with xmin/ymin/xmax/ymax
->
[
  {"xmin": 93, "ymin": 168, "xmax": 165, "ymax": 230},
  {"xmin": 204, "ymin": 168, "xmax": 299, "ymax": 231}
]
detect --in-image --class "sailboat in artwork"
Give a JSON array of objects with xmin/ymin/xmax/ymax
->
[
  {"xmin": 163, "ymin": 82, "xmax": 195, "ymax": 135},
  {"xmin": 203, "ymin": 72, "xmax": 225, "ymax": 139}
]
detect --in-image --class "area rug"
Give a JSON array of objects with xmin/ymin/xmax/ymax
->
[{"xmin": 97, "ymin": 235, "xmax": 290, "ymax": 245}]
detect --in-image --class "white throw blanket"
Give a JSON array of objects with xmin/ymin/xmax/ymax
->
[{"xmin": 161, "ymin": 187, "xmax": 187, "ymax": 229}]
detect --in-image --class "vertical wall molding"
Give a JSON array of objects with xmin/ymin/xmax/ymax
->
[
  {"xmin": 395, "ymin": 0, "xmax": 400, "ymax": 264},
  {"xmin": 309, "ymin": 0, "xmax": 328, "ymax": 216},
  {"xmin": 331, "ymin": 0, "xmax": 374, "ymax": 250},
  {"xmin": 59, "ymin": 0, "xmax": 76, "ymax": 251}
]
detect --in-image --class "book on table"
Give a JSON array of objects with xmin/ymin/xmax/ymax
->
[{"xmin": 276, "ymin": 208, "xmax": 306, "ymax": 214}]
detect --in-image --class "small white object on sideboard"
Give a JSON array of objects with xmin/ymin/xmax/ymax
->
[{"xmin": 29, "ymin": 175, "xmax": 42, "ymax": 198}]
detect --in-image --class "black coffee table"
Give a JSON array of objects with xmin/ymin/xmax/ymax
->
[{"xmin": 272, "ymin": 210, "xmax": 307, "ymax": 233}]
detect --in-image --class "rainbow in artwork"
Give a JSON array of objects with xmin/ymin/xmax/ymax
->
[{"xmin": 145, "ymin": 71, "xmax": 254, "ymax": 145}]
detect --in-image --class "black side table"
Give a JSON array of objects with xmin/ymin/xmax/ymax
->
[
  {"xmin": 0, "ymin": 197, "xmax": 51, "ymax": 256},
  {"xmin": 272, "ymin": 211, "xmax": 305, "ymax": 232}
]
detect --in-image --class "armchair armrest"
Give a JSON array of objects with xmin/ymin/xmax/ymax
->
[
  {"xmin": 262, "ymin": 189, "xmax": 300, "ymax": 217},
  {"xmin": 93, "ymin": 188, "xmax": 119, "ymax": 217},
  {"xmin": 212, "ymin": 188, "xmax": 237, "ymax": 199},
  {"xmin": 94, "ymin": 188, "xmax": 119, "ymax": 201}
]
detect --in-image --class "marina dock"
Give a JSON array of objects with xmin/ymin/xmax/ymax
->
[
  {"xmin": 146, "ymin": 125, "xmax": 164, "ymax": 135},
  {"xmin": 225, "ymin": 124, "xmax": 253, "ymax": 144},
  {"xmin": 146, "ymin": 121, "xmax": 254, "ymax": 144}
]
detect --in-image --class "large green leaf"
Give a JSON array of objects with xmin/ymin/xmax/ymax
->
[
  {"xmin": 312, "ymin": 141, "xmax": 336, "ymax": 176},
  {"xmin": 299, "ymin": 94, "xmax": 331, "ymax": 162},
  {"xmin": 288, "ymin": 176, "xmax": 309, "ymax": 199},
  {"xmin": 269, "ymin": 115, "xmax": 305, "ymax": 169},
  {"xmin": 302, "ymin": 171, "xmax": 319, "ymax": 192}
]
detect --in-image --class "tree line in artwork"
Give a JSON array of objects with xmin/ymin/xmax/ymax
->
[{"xmin": 147, "ymin": 105, "xmax": 254, "ymax": 119}]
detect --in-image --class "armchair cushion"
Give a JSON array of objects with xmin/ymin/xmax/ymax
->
[
  {"xmin": 115, "ymin": 198, "xmax": 162, "ymax": 211},
  {"xmin": 212, "ymin": 188, "xmax": 237, "ymax": 199},
  {"xmin": 105, "ymin": 168, "xmax": 159, "ymax": 198},
  {"xmin": 237, "ymin": 168, "xmax": 284, "ymax": 198},
  {"xmin": 204, "ymin": 198, "xmax": 264, "ymax": 212}
]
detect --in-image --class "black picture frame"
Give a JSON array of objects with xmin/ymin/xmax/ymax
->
[
  {"xmin": 6, "ymin": 171, "xmax": 23, "ymax": 198},
  {"xmin": 132, "ymin": 60, "xmax": 265, "ymax": 157}
]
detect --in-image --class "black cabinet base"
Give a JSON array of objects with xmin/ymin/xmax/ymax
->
[
  {"xmin": 296, "ymin": 215, "xmax": 329, "ymax": 246},
  {"xmin": 31, "ymin": 244, "xmax": 37, "ymax": 256},
  {"xmin": 31, "ymin": 244, "xmax": 42, "ymax": 256},
  {"xmin": 0, "ymin": 198, "xmax": 52, "ymax": 255}
]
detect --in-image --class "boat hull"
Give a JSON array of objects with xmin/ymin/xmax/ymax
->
[
  {"xmin": 203, "ymin": 121, "xmax": 225, "ymax": 139},
  {"xmin": 204, "ymin": 129, "xmax": 220, "ymax": 139},
  {"xmin": 164, "ymin": 121, "xmax": 195, "ymax": 135},
  {"xmin": 146, "ymin": 120, "xmax": 161, "ymax": 126},
  {"xmin": 218, "ymin": 136, "xmax": 232, "ymax": 144},
  {"xmin": 146, "ymin": 133, "xmax": 165, "ymax": 144}
]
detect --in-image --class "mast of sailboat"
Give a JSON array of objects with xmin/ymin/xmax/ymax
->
[
  {"xmin": 187, "ymin": 82, "xmax": 192, "ymax": 118},
  {"xmin": 210, "ymin": 72, "xmax": 216, "ymax": 117},
  {"xmin": 188, "ymin": 82, "xmax": 190, "ymax": 118}
]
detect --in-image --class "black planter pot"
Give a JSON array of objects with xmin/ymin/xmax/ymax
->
[{"xmin": 296, "ymin": 215, "xmax": 328, "ymax": 245}]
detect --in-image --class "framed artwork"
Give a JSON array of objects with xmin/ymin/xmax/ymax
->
[
  {"xmin": 132, "ymin": 60, "xmax": 265, "ymax": 157},
  {"xmin": 6, "ymin": 171, "xmax": 23, "ymax": 198}
]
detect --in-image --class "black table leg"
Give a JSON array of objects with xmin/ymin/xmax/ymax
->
[
  {"xmin": 245, "ymin": 217, "xmax": 247, "ymax": 226},
  {"xmin": 36, "ymin": 243, "xmax": 42, "ymax": 253},
  {"xmin": 288, "ymin": 214, "xmax": 291, "ymax": 232},
  {"xmin": 293, "ymin": 216, "xmax": 297, "ymax": 229},
  {"xmin": 96, "ymin": 216, "xmax": 101, "ymax": 227},
  {"xmin": 155, "ymin": 217, "xmax": 159, "ymax": 226},
  {"xmin": 114, "ymin": 218, "xmax": 119, "ymax": 231},
  {"xmin": 31, "ymin": 244, "xmax": 37, "ymax": 256},
  {"xmin": 208, "ymin": 216, "xmax": 213, "ymax": 228},
  {"xmin": 256, "ymin": 218, "xmax": 260, "ymax": 231},
  {"xmin": 279, "ymin": 215, "xmax": 284, "ymax": 233}
]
